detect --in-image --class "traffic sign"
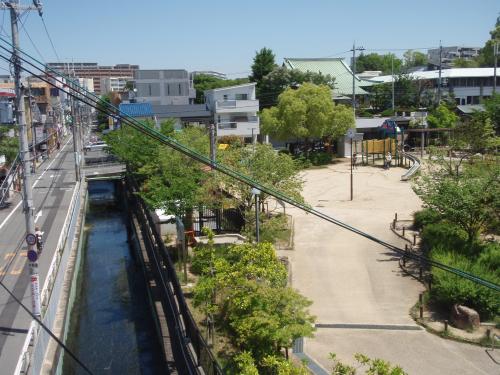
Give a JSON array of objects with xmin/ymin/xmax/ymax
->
[
  {"xmin": 26, "ymin": 233, "xmax": 37, "ymax": 246},
  {"xmin": 27, "ymin": 250, "xmax": 38, "ymax": 262}
]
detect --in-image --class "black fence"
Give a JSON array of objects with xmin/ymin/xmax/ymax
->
[
  {"xmin": 126, "ymin": 176, "xmax": 223, "ymax": 375},
  {"xmin": 192, "ymin": 206, "xmax": 244, "ymax": 235}
]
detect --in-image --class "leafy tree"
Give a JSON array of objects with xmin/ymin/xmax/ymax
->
[
  {"xmin": 454, "ymin": 111, "xmax": 499, "ymax": 153},
  {"xmin": 257, "ymin": 67, "xmax": 335, "ymax": 109},
  {"xmin": 261, "ymin": 83, "xmax": 353, "ymax": 145},
  {"xmin": 477, "ymin": 18, "xmax": 500, "ymax": 67},
  {"xmin": 403, "ymin": 50, "xmax": 428, "ymax": 69},
  {"xmin": 355, "ymin": 53, "xmax": 402, "ymax": 74},
  {"xmin": 250, "ymin": 47, "xmax": 278, "ymax": 84},
  {"xmin": 217, "ymin": 143, "xmax": 303, "ymax": 227},
  {"xmin": 193, "ymin": 74, "xmax": 249, "ymax": 104},
  {"xmin": 484, "ymin": 93, "xmax": 500, "ymax": 133},
  {"xmin": 413, "ymin": 162, "xmax": 500, "ymax": 244},
  {"xmin": 96, "ymin": 94, "xmax": 112, "ymax": 126},
  {"xmin": 452, "ymin": 58, "xmax": 479, "ymax": 68},
  {"xmin": 427, "ymin": 104, "xmax": 458, "ymax": 129},
  {"xmin": 329, "ymin": 353, "xmax": 407, "ymax": 375},
  {"xmin": 0, "ymin": 127, "xmax": 18, "ymax": 165}
]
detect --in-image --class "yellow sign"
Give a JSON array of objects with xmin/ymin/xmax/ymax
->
[{"xmin": 218, "ymin": 143, "xmax": 229, "ymax": 150}]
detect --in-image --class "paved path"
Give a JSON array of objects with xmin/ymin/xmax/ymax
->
[
  {"xmin": 284, "ymin": 161, "xmax": 499, "ymax": 375},
  {"xmin": 0, "ymin": 138, "xmax": 76, "ymax": 374}
]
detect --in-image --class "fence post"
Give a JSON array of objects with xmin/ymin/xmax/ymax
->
[
  {"xmin": 419, "ymin": 267, "xmax": 423, "ymax": 280},
  {"xmin": 413, "ymin": 234, "xmax": 417, "ymax": 246},
  {"xmin": 444, "ymin": 320, "xmax": 448, "ymax": 332}
]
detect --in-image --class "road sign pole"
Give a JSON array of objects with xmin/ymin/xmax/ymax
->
[{"xmin": 350, "ymin": 137, "xmax": 353, "ymax": 201}]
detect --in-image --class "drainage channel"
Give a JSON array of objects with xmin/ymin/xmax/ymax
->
[{"xmin": 62, "ymin": 180, "xmax": 166, "ymax": 374}]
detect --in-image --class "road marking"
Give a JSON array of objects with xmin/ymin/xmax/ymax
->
[
  {"xmin": 0, "ymin": 137, "xmax": 72, "ymax": 231},
  {"xmin": 10, "ymin": 254, "xmax": 25, "ymax": 275},
  {"xmin": 3, "ymin": 252, "xmax": 15, "ymax": 260},
  {"xmin": 34, "ymin": 210, "xmax": 43, "ymax": 223}
]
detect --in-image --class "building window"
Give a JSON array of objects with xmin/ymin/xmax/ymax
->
[
  {"xmin": 179, "ymin": 83, "xmax": 182, "ymax": 95},
  {"xmin": 235, "ymin": 93, "xmax": 248, "ymax": 100},
  {"xmin": 223, "ymin": 94, "xmax": 228, "ymax": 101}
]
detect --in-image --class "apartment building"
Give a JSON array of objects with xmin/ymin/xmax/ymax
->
[
  {"xmin": 428, "ymin": 46, "xmax": 481, "ymax": 68},
  {"xmin": 204, "ymin": 83, "xmax": 260, "ymax": 139},
  {"xmin": 101, "ymin": 77, "xmax": 131, "ymax": 94},
  {"xmin": 46, "ymin": 62, "xmax": 139, "ymax": 94},
  {"xmin": 133, "ymin": 69, "xmax": 196, "ymax": 105}
]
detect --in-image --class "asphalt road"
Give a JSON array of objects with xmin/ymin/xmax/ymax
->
[
  {"xmin": 0, "ymin": 138, "xmax": 76, "ymax": 374},
  {"xmin": 284, "ymin": 161, "xmax": 499, "ymax": 375}
]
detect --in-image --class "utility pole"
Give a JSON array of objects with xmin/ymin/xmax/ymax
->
[
  {"xmin": 437, "ymin": 41, "xmax": 443, "ymax": 105},
  {"xmin": 1, "ymin": 0, "xmax": 43, "ymax": 318},
  {"xmin": 494, "ymin": 41, "xmax": 498, "ymax": 95},
  {"xmin": 252, "ymin": 188, "xmax": 261, "ymax": 243},
  {"xmin": 71, "ymin": 94, "xmax": 80, "ymax": 181},
  {"xmin": 351, "ymin": 42, "xmax": 365, "ymax": 116},
  {"xmin": 209, "ymin": 123, "xmax": 216, "ymax": 168},
  {"xmin": 391, "ymin": 54, "xmax": 395, "ymax": 112}
]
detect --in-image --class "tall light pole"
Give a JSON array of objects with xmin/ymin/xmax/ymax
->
[
  {"xmin": 391, "ymin": 54, "xmax": 395, "ymax": 112},
  {"xmin": 437, "ymin": 41, "xmax": 443, "ymax": 105},
  {"xmin": 494, "ymin": 41, "xmax": 498, "ymax": 95},
  {"xmin": 351, "ymin": 42, "xmax": 365, "ymax": 116},
  {"xmin": 1, "ymin": 0, "xmax": 43, "ymax": 318}
]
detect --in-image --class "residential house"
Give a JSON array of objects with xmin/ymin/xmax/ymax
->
[{"xmin": 204, "ymin": 83, "xmax": 260, "ymax": 141}]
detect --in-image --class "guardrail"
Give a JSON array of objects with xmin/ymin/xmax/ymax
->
[
  {"xmin": 14, "ymin": 181, "xmax": 83, "ymax": 375},
  {"xmin": 400, "ymin": 152, "xmax": 421, "ymax": 181},
  {"xmin": 127, "ymin": 176, "xmax": 222, "ymax": 375}
]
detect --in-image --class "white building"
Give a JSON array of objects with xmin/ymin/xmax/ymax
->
[
  {"xmin": 204, "ymin": 83, "xmax": 260, "ymax": 140},
  {"xmin": 371, "ymin": 68, "xmax": 499, "ymax": 105},
  {"xmin": 134, "ymin": 69, "xmax": 196, "ymax": 105},
  {"xmin": 101, "ymin": 76, "xmax": 132, "ymax": 94}
]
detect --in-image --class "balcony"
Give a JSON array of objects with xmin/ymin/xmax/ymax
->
[
  {"xmin": 217, "ymin": 118, "xmax": 260, "ymax": 137},
  {"xmin": 215, "ymin": 99, "xmax": 259, "ymax": 113}
]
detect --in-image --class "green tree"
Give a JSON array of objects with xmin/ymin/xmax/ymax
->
[
  {"xmin": 193, "ymin": 74, "xmax": 249, "ymax": 104},
  {"xmin": 0, "ymin": 127, "xmax": 19, "ymax": 165},
  {"xmin": 355, "ymin": 53, "xmax": 402, "ymax": 74},
  {"xmin": 414, "ymin": 162, "xmax": 500, "ymax": 244},
  {"xmin": 484, "ymin": 93, "xmax": 500, "ymax": 133},
  {"xmin": 330, "ymin": 353, "xmax": 407, "ymax": 375},
  {"xmin": 427, "ymin": 104, "xmax": 458, "ymax": 129},
  {"xmin": 452, "ymin": 58, "xmax": 479, "ymax": 68},
  {"xmin": 96, "ymin": 94, "xmax": 112, "ymax": 126},
  {"xmin": 403, "ymin": 50, "xmax": 428, "ymax": 69},
  {"xmin": 454, "ymin": 111, "xmax": 499, "ymax": 153},
  {"xmin": 257, "ymin": 67, "xmax": 335, "ymax": 109},
  {"xmin": 250, "ymin": 47, "xmax": 278, "ymax": 84},
  {"xmin": 477, "ymin": 18, "xmax": 500, "ymax": 67},
  {"xmin": 261, "ymin": 83, "xmax": 353, "ymax": 145}
]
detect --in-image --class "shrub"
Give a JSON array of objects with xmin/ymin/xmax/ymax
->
[
  {"xmin": 381, "ymin": 108, "xmax": 395, "ymax": 117},
  {"xmin": 413, "ymin": 208, "xmax": 441, "ymax": 231},
  {"xmin": 430, "ymin": 246, "xmax": 500, "ymax": 320},
  {"xmin": 421, "ymin": 222, "xmax": 483, "ymax": 257}
]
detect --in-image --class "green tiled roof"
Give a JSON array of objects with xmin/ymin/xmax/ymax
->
[{"xmin": 283, "ymin": 58, "xmax": 369, "ymax": 96}]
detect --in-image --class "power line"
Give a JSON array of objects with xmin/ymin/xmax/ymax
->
[
  {"xmin": 39, "ymin": 15, "xmax": 60, "ymax": 62},
  {"xmin": 17, "ymin": 11, "xmax": 45, "ymax": 62},
  {"xmin": 2, "ymin": 43, "xmax": 498, "ymax": 293}
]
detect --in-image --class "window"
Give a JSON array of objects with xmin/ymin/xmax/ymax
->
[
  {"xmin": 179, "ymin": 83, "xmax": 182, "ymax": 95},
  {"xmin": 223, "ymin": 94, "xmax": 228, "ymax": 100},
  {"xmin": 235, "ymin": 93, "xmax": 248, "ymax": 100}
]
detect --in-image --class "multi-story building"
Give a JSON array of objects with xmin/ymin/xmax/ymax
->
[
  {"xmin": 101, "ymin": 76, "xmax": 131, "ymax": 94},
  {"xmin": 133, "ymin": 69, "xmax": 196, "ymax": 105},
  {"xmin": 372, "ymin": 67, "xmax": 499, "ymax": 105},
  {"xmin": 204, "ymin": 83, "xmax": 259, "ymax": 140},
  {"xmin": 428, "ymin": 46, "xmax": 481, "ymax": 68},
  {"xmin": 46, "ymin": 62, "xmax": 139, "ymax": 94}
]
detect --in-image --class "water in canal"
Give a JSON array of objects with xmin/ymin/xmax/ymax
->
[{"xmin": 63, "ymin": 180, "xmax": 165, "ymax": 374}]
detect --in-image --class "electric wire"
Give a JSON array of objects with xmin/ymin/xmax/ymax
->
[
  {"xmin": 0, "ymin": 279, "xmax": 94, "ymax": 375},
  {"xmin": 39, "ymin": 15, "xmax": 60, "ymax": 62},
  {"xmin": 1, "ymin": 38, "xmax": 498, "ymax": 292},
  {"xmin": 17, "ymin": 11, "xmax": 45, "ymax": 62}
]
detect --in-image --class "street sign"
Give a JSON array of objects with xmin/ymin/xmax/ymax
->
[
  {"xmin": 346, "ymin": 128, "xmax": 356, "ymax": 139},
  {"xmin": 27, "ymin": 250, "xmax": 38, "ymax": 262},
  {"xmin": 26, "ymin": 233, "xmax": 37, "ymax": 246}
]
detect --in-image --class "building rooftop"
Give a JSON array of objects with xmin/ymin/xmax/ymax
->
[
  {"xmin": 151, "ymin": 104, "xmax": 211, "ymax": 118},
  {"xmin": 204, "ymin": 82, "xmax": 256, "ymax": 94},
  {"xmin": 118, "ymin": 102, "xmax": 154, "ymax": 117},
  {"xmin": 370, "ymin": 68, "xmax": 497, "ymax": 84},
  {"xmin": 283, "ymin": 58, "xmax": 370, "ymax": 96}
]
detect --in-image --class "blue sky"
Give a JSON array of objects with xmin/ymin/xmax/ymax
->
[{"xmin": 0, "ymin": 0, "xmax": 498, "ymax": 77}]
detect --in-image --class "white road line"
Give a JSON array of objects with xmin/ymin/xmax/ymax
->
[
  {"xmin": 34, "ymin": 210, "xmax": 42, "ymax": 223},
  {"xmin": 0, "ymin": 137, "xmax": 73, "ymax": 230}
]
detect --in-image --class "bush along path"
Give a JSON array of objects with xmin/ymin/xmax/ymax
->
[{"xmin": 391, "ymin": 211, "xmax": 500, "ymax": 348}]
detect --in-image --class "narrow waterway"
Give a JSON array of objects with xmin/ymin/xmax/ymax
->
[{"xmin": 63, "ymin": 181, "xmax": 165, "ymax": 374}]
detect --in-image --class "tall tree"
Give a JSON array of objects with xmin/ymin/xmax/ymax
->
[
  {"xmin": 477, "ymin": 18, "xmax": 500, "ymax": 66},
  {"xmin": 427, "ymin": 104, "xmax": 458, "ymax": 129},
  {"xmin": 257, "ymin": 67, "xmax": 335, "ymax": 109},
  {"xmin": 261, "ymin": 83, "xmax": 353, "ymax": 145},
  {"xmin": 484, "ymin": 93, "xmax": 500, "ymax": 133},
  {"xmin": 403, "ymin": 50, "xmax": 428, "ymax": 69},
  {"xmin": 0, "ymin": 127, "xmax": 18, "ymax": 165},
  {"xmin": 355, "ymin": 53, "xmax": 402, "ymax": 74},
  {"xmin": 193, "ymin": 74, "xmax": 249, "ymax": 104},
  {"xmin": 250, "ymin": 47, "xmax": 277, "ymax": 84}
]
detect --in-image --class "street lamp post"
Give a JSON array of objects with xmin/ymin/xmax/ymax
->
[{"xmin": 251, "ymin": 187, "xmax": 261, "ymax": 243}]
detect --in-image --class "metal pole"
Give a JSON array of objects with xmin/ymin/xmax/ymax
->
[
  {"xmin": 494, "ymin": 41, "xmax": 498, "ymax": 95},
  {"xmin": 209, "ymin": 123, "xmax": 216, "ymax": 168},
  {"xmin": 71, "ymin": 96, "xmax": 80, "ymax": 181},
  {"xmin": 352, "ymin": 42, "xmax": 356, "ymax": 116},
  {"xmin": 9, "ymin": 0, "xmax": 41, "ymax": 318},
  {"xmin": 391, "ymin": 54, "xmax": 395, "ymax": 112},
  {"xmin": 350, "ymin": 137, "xmax": 353, "ymax": 201},
  {"xmin": 255, "ymin": 193, "xmax": 260, "ymax": 243},
  {"xmin": 437, "ymin": 41, "xmax": 442, "ymax": 105}
]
